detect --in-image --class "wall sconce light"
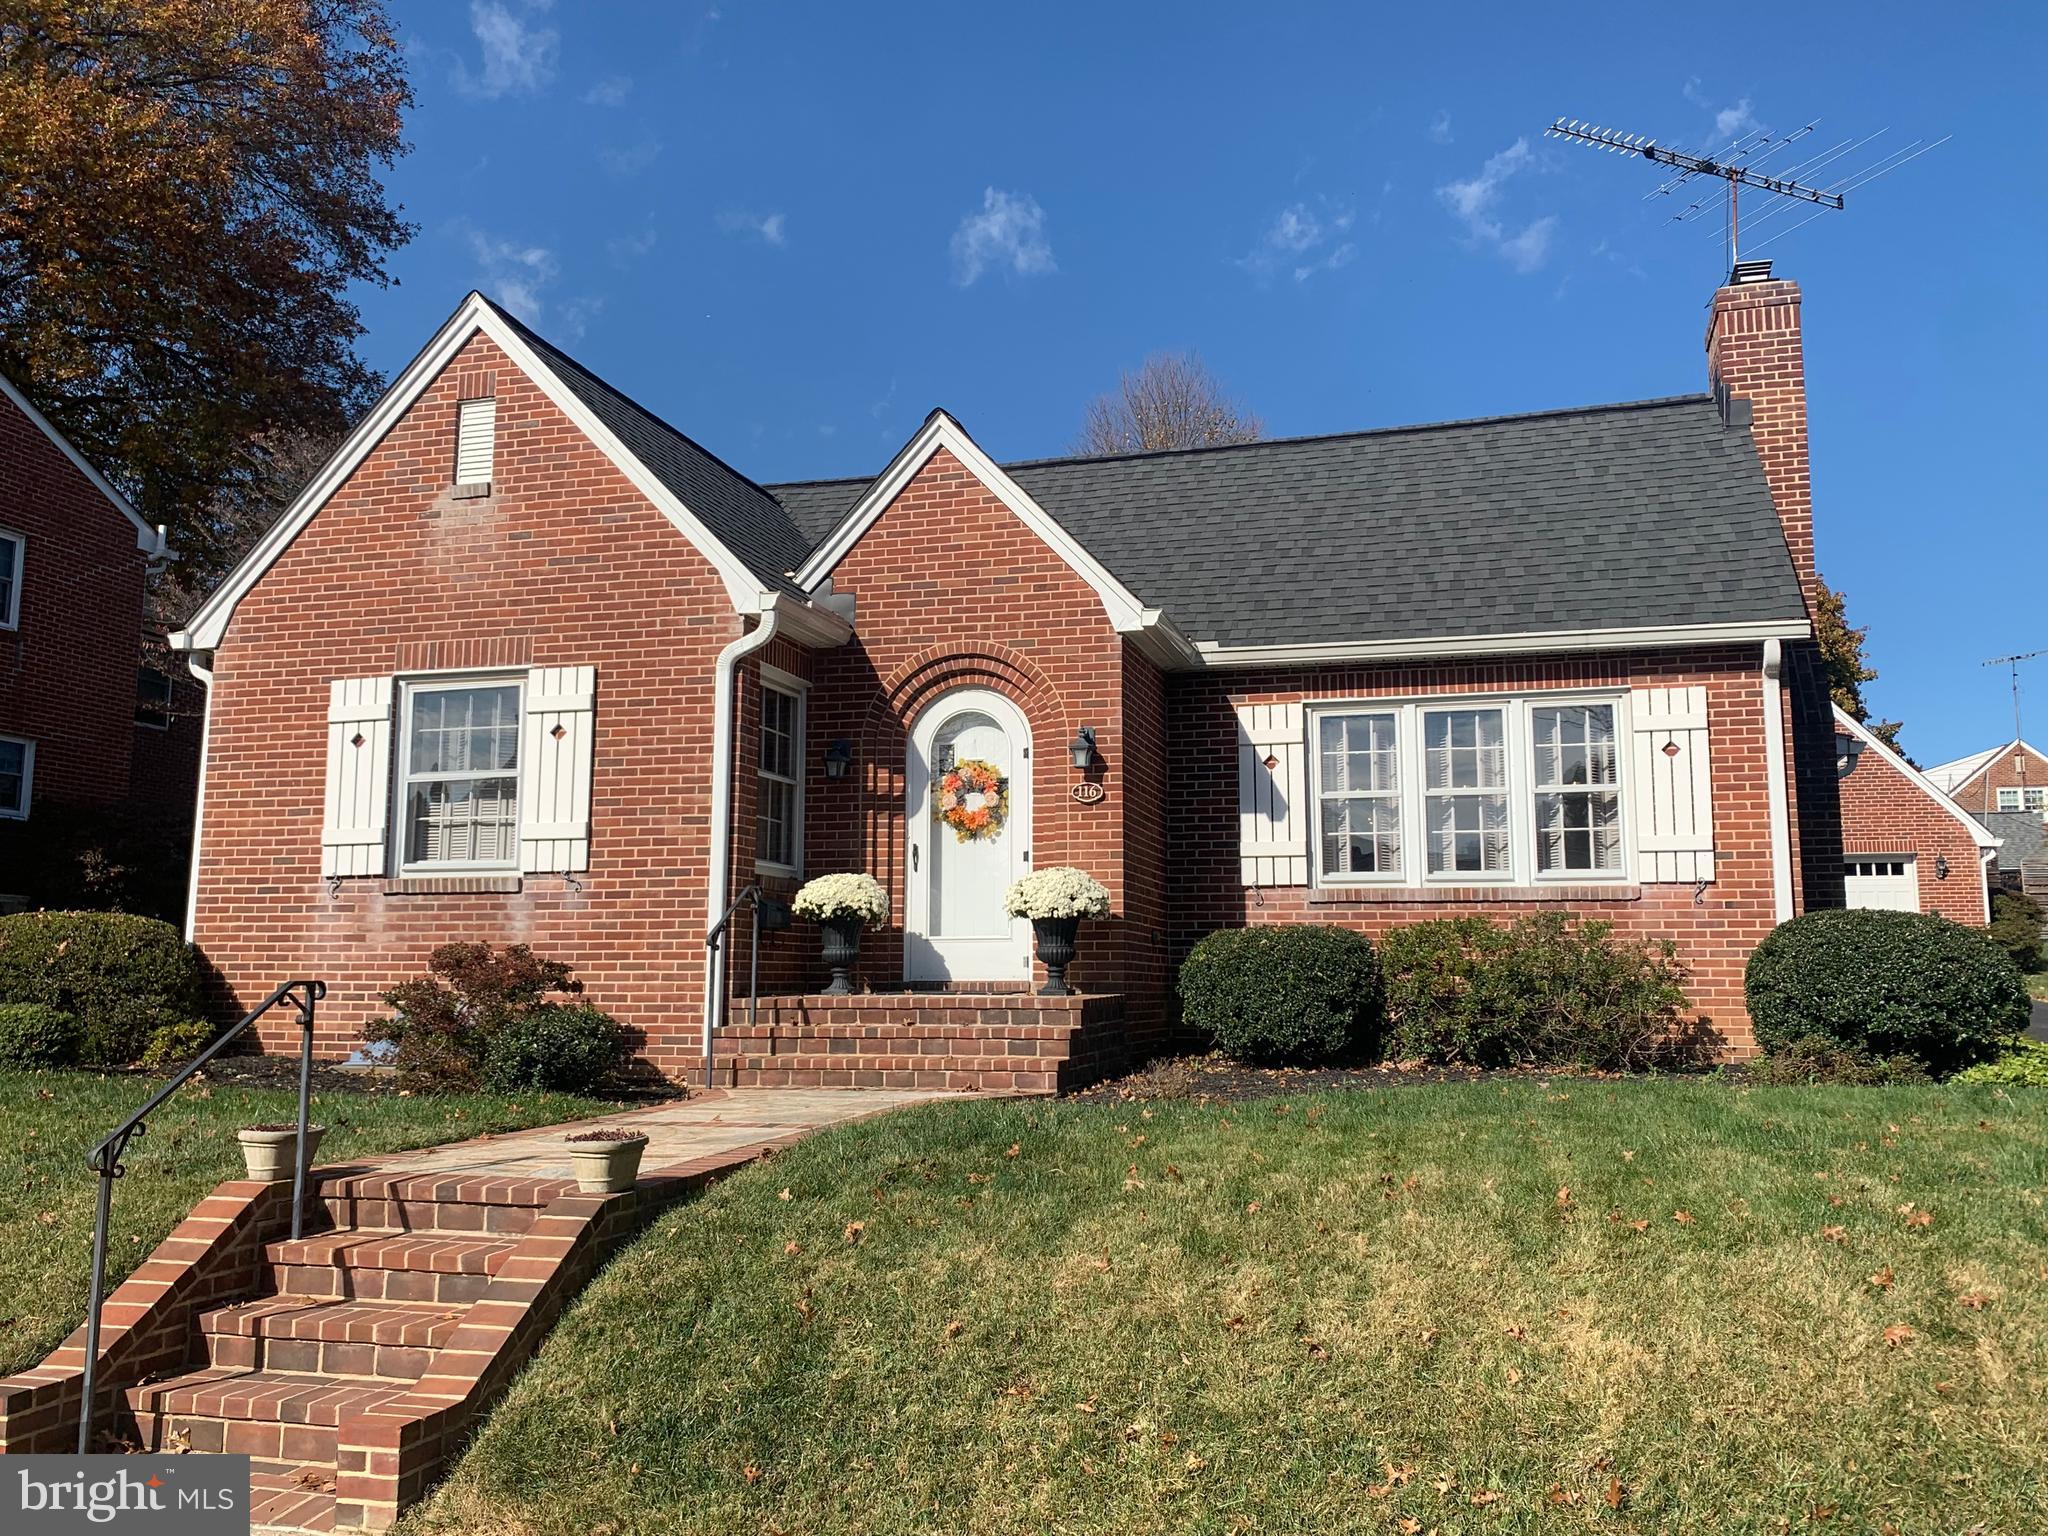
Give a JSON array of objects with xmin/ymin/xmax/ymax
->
[
  {"xmin": 823, "ymin": 739, "xmax": 853, "ymax": 781},
  {"xmin": 1842, "ymin": 734, "xmax": 1865, "ymax": 762},
  {"xmin": 1934, "ymin": 854, "xmax": 1950, "ymax": 880},
  {"xmin": 1069, "ymin": 726, "xmax": 1097, "ymax": 770}
]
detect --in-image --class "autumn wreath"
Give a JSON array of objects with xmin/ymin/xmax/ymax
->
[{"xmin": 936, "ymin": 759, "xmax": 1009, "ymax": 842}]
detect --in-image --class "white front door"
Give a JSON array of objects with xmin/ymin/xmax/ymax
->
[
  {"xmin": 1844, "ymin": 855, "xmax": 1919, "ymax": 912},
  {"xmin": 905, "ymin": 689, "xmax": 1031, "ymax": 982}
]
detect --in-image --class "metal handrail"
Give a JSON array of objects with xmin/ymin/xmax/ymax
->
[
  {"xmin": 703, "ymin": 885, "xmax": 789, "ymax": 1087},
  {"xmin": 76, "ymin": 978, "xmax": 325, "ymax": 1453}
]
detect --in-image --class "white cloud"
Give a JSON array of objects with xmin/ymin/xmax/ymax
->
[
  {"xmin": 599, "ymin": 138, "xmax": 662, "ymax": 177},
  {"xmin": 1684, "ymin": 79, "xmax": 1758, "ymax": 142},
  {"xmin": 1240, "ymin": 199, "xmax": 1355, "ymax": 284},
  {"xmin": 583, "ymin": 74, "xmax": 632, "ymax": 107},
  {"xmin": 1427, "ymin": 110, "xmax": 1454, "ymax": 145},
  {"xmin": 463, "ymin": 225, "xmax": 557, "ymax": 321},
  {"xmin": 455, "ymin": 0, "xmax": 558, "ymax": 100},
  {"xmin": 1436, "ymin": 138, "xmax": 1558, "ymax": 273},
  {"xmin": 717, "ymin": 210, "xmax": 787, "ymax": 247},
  {"xmin": 950, "ymin": 188, "xmax": 1055, "ymax": 286}
]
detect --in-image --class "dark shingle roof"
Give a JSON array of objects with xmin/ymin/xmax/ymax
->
[
  {"xmin": 491, "ymin": 301, "xmax": 810, "ymax": 594},
  {"xmin": 1984, "ymin": 812, "xmax": 2048, "ymax": 872},
  {"xmin": 766, "ymin": 396, "xmax": 1809, "ymax": 650}
]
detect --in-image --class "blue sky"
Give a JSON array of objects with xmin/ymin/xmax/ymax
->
[{"xmin": 364, "ymin": 2, "xmax": 2045, "ymax": 766}]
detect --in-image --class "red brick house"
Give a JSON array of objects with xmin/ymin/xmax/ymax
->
[
  {"xmin": 1925, "ymin": 739, "xmax": 2048, "ymax": 820},
  {"xmin": 0, "ymin": 369, "xmax": 177, "ymax": 905},
  {"xmin": 172, "ymin": 259, "xmax": 1849, "ymax": 1079},
  {"xmin": 1833, "ymin": 707, "xmax": 1996, "ymax": 922}
]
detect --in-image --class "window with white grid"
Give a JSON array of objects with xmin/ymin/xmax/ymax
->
[
  {"xmin": 1317, "ymin": 711, "xmax": 1402, "ymax": 878},
  {"xmin": 1995, "ymin": 786, "xmax": 2046, "ymax": 812},
  {"xmin": 1531, "ymin": 703, "xmax": 1622, "ymax": 873},
  {"xmin": 399, "ymin": 680, "xmax": 521, "ymax": 870},
  {"xmin": 1424, "ymin": 707, "xmax": 1510, "ymax": 877},
  {"xmin": 0, "ymin": 529, "xmax": 21, "ymax": 629},
  {"xmin": 757, "ymin": 682, "xmax": 802, "ymax": 872}
]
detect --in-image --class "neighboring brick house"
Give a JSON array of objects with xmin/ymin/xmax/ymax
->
[
  {"xmin": 173, "ymin": 259, "xmax": 1846, "ymax": 1075},
  {"xmin": 0, "ymin": 368, "xmax": 179, "ymax": 903},
  {"xmin": 1925, "ymin": 739, "xmax": 2048, "ymax": 821},
  {"xmin": 1832, "ymin": 707, "xmax": 1996, "ymax": 922},
  {"xmin": 1978, "ymin": 811, "xmax": 2048, "ymax": 899}
]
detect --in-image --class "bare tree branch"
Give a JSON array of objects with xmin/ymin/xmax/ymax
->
[{"xmin": 1075, "ymin": 352, "xmax": 1262, "ymax": 455}]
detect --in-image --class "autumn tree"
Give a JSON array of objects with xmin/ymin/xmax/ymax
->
[
  {"xmin": 0, "ymin": 1, "xmax": 414, "ymax": 586},
  {"xmin": 1814, "ymin": 573, "xmax": 1904, "ymax": 753},
  {"xmin": 1076, "ymin": 352, "xmax": 1262, "ymax": 455},
  {"xmin": 148, "ymin": 429, "xmax": 338, "ymax": 626}
]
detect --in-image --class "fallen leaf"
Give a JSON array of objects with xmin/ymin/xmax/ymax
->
[
  {"xmin": 1957, "ymin": 1292, "xmax": 1989, "ymax": 1310},
  {"xmin": 1545, "ymin": 1482, "xmax": 1582, "ymax": 1507},
  {"xmin": 1882, "ymin": 1324, "xmax": 1916, "ymax": 1348},
  {"xmin": 1245, "ymin": 1201, "xmax": 1262, "ymax": 1213},
  {"xmin": 1433, "ymin": 1470, "xmax": 1458, "ymax": 1495},
  {"xmin": 1005, "ymin": 1143, "xmax": 1020, "ymax": 1158},
  {"xmin": 1821, "ymin": 1225, "xmax": 1847, "ymax": 1243},
  {"xmin": 1868, "ymin": 1266, "xmax": 1894, "ymax": 1291},
  {"xmin": 1185, "ymin": 1452, "xmax": 1209, "ymax": 1473},
  {"xmin": 1628, "ymin": 1218, "xmax": 1650, "ymax": 1233},
  {"xmin": 1074, "ymin": 1397, "xmax": 1097, "ymax": 1413},
  {"xmin": 1808, "ymin": 1502, "xmax": 1838, "ymax": 1521},
  {"xmin": 943, "ymin": 1319, "xmax": 964, "ymax": 1340},
  {"xmin": 1503, "ymin": 1324, "xmax": 1527, "ymax": 1341},
  {"xmin": 1673, "ymin": 1209, "xmax": 1696, "ymax": 1226},
  {"xmin": 1905, "ymin": 1210, "xmax": 1934, "ymax": 1229},
  {"xmin": 782, "ymin": 1241, "xmax": 801, "ymax": 1256},
  {"xmin": 1305, "ymin": 1339, "xmax": 1329, "ymax": 1361},
  {"xmin": 1470, "ymin": 1490, "xmax": 1500, "ymax": 1507},
  {"xmin": 1555, "ymin": 1185, "xmax": 1573, "ymax": 1209},
  {"xmin": 742, "ymin": 1465, "xmax": 763, "ymax": 1485},
  {"xmin": 777, "ymin": 1188, "xmax": 792, "ymax": 1201},
  {"xmin": 1605, "ymin": 1477, "xmax": 1626, "ymax": 1510},
  {"xmin": 966, "ymin": 1172, "xmax": 992, "ymax": 1185},
  {"xmin": 1933, "ymin": 1380, "xmax": 1953, "ymax": 1394},
  {"xmin": 1621, "ymin": 1149, "xmax": 1635, "ymax": 1161},
  {"xmin": 1397, "ymin": 1519, "xmax": 1423, "ymax": 1536},
  {"xmin": 843, "ymin": 1221, "xmax": 865, "ymax": 1244}
]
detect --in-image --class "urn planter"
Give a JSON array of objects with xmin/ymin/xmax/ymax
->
[
  {"xmin": 565, "ymin": 1130, "xmax": 649, "ymax": 1194},
  {"xmin": 237, "ymin": 1123, "xmax": 326, "ymax": 1183},
  {"xmin": 1032, "ymin": 916, "xmax": 1082, "ymax": 997},
  {"xmin": 818, "ymin": 915, "xmax": 863, "ymax": 996}
]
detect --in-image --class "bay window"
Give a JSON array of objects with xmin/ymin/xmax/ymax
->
[
  {"xmin": 399, "ymin": 679, "xmax": 521, "ymax": 871},
  {"xmin": 1310, "ymin": 693, "xmax": 1629, "ymax": 887}
]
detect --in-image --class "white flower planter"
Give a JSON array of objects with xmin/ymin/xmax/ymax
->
[
  {"xmin": 566, "ymin": 1133, "xmax": 649, "ymax": 1193},
  {"xmin": 236, "ymin": 1124, "xmax": 326, "ymax": 1183}
]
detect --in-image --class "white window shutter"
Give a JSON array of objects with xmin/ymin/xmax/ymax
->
[
  {"xmin": 1236, "ymin": 701, "xmax": 1308, "ymax": 886},
  {"xmin": 321, "ymin": 678, "xmax": 394, "ymax": 878},
  {"xmin": 1629, "ymin": 686, "xmax": 1715, "ymax": 882},
  {"xmin": 455, "ymin": 397, "xmax": 496, "ymax": 485},
  {"xmin": 520, "ymin": 665, "xmax": 595, "ymax": 873}
]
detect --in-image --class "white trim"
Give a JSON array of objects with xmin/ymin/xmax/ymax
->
[
  {"xmin": 903, "ymin": 686, "xmax": 1033, "ymax": 982},
  {"xmin": 172, "ymin": 292, "xmax": 813, "ymax": 652},
  {"xmin": 793, "ymin": 411, "xmax": 1200, "ymax": 665},
  {"xmin": 0, "ymin": 733, "xmax": 33, "ymax": 820},
  {"xmin": 182, "ymin": 658, "xmax": 214, "ymax": 939},
  {"xmin": 1761, "ymin": 640, "xmax": 1794, "ymax": 923},
  {"xmin": 0, "ymin": 526, "xmax": 21, "ymax": 629},
  {"xmin": 0, "ymin": 370, "xmax": 162, "ymax": 552},
  {"xmin": 1924, "ymin": 739, "xmax": 2045, "ymax": 795},
  {"xmin": 1833, "ymin": 705, "xmax": 1999, "ymax": 927},
  {"xmin": 393, "ymin": 671, "xmax": 526, "ymax": 876},
  {"xmin": 1194, "ymin": 619, "xmax": 1812, "ymax": 670}
]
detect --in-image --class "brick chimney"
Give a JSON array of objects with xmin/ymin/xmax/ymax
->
[{"xmin": 1706, "ymin": 259, "xmax": 1815, "ymax": 616}]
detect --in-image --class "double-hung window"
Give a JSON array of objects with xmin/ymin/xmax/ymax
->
[
  {"xmin": 1995, "ymin": 786, "xmax": 2046, "ymax": 812},
  {"xmin": 756, "ymin": 678, "xmax": 803, "ymax": 873},
  {"xmin": 398, "ymin": 679, "xmax": 522, "ymax": 871},
  {"xmin": 0, "ymin": 528, "xmax": 21, "ymax": 629},
  {"xmin": 0, "ymin": 735, "xmax": 31, "ymax": 819},
  {"xmin": 1311, "ymin": 694, "xmax": 1627, "ymax": 887}
]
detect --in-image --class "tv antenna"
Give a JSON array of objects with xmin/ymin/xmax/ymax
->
[
  {"xmin": 1545, "ymin": 117, "xmax": 1950, "ymax": 271},
  {"xmin": 1983, "ymin": 647, "xmax": 2047, "ymax": 749}
]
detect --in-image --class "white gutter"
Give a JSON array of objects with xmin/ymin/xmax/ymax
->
[
  {"xmin": 701, "ymin": 599, "xmax": 783, "ymax": 1074},
  {"xmin": 1761, "ymin": 639, "xmax": 1794, "ymax": 922},
  {"xmin": 181, "ymin": 654, "xmax": 214, "ymax": 943},
  {"xmin": 1193, "ymin": 618, "xmax": 1813, "ymax": 670}
]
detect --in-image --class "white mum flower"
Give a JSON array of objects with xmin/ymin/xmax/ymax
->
[
  {"xmin": 1004, "ymin": 866, "xmax": 1111, "ymax": 920},
  {"xmin": 792, "ymin": 872, "xmax": 889, "ymax": 925}
]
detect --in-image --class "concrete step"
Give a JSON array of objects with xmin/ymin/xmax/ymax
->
[{"xmin": 198, "ymin": 1298, "xmax": 464, "ymax": 1381}]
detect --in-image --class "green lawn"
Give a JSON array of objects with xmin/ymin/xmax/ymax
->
[
  {"xmin": 415, "ymin": 1081, "xmax": 2048, "ymax": 1536},
  {"xmin": 0, "ymin": 1069, "xmax": 608, "ymax": 1377}
]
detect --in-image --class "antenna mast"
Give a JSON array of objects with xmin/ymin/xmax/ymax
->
[
  {"xmin": 1983, "ymin": 648, "xmax": 2048, "ymax": 745},
  {"xmin": 1546, "ymin": 118, "xmax": 1845, "ymax": 269}
]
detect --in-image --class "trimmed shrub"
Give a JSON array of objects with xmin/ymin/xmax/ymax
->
[
  {"xmin": 1178, "ymin": 926, "xmax": 1383, "ymax": 1065},
  {"xmin": 376, "ymin": 943, "xmax": 589, "ymax": 1090},
  {"xmin": 140, "ymin": 1018, "xmax": 219, "ymax": 1070},
  {"xmin": 0, "ymin": 911, "xmax": 201, "ymax": 1065},
  {"xmin": 1741, "ymin": 1035, "xmax": 1930, "ymax": 1086},
  {"xmin": 1381, "ymin": 913, "xmax": 1691, "ymax": 1070},
  {"xmin": 1952, "ymin": 1036, "xmax": 2048, "ymax": 1088},
  {"xmin": 1988, "ymin": 889, "xmax": 2044, "ymax": 976},
  {"xmin": 0, "ymin": 1003, "xmax": 82, "ymax": 1068},
  {"xmin": 1744, "ymin": 908, "xmax": 2028, "ymax": 1076},
  {"xmin": 482, "ymin": 1002, "xmax": 627, "ymax": 1093}
]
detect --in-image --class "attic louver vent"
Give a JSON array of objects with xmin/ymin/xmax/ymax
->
[{"xmin": 455, "ymin": 396, "xmax": 496, "ymax": 487}]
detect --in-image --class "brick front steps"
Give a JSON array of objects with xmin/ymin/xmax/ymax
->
[
  {"xmin": 713, "ymin": 990, "xmax": 1128, "ymax": 1093},
  {"xmin": 0, "ymin": 1117, "xmax": 821, "ymax": 1531}
]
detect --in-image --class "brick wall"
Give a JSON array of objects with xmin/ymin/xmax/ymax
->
[
  {"xmin": 1836, "ymin": 730, "xmax": 1990, "ymax": 924},
  {"xmin": 191, "ymin": 332, "xmax": 742, "ymax": 1076},
  {"xmin": 0, "ymin": 389, "xmax": 146, "ymax": 829},
  {"xmin": 1945, "ymin": 742, "xmax": 2048, "ymax": 821},
  {"xmin": 1168, "ymin": 646, "xmax": 1783, "ymax": 1053}
]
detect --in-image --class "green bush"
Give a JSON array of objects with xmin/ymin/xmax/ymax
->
[
  {"xmin": 376, "ymin": 943, "xmax": 600, "ymax": 1090},
  {"xmin": 1178, "ymin": 926, "xmax": 1383, "ymax": 1065},
  {"xmin": 0, "ymin": 1003, "xmax": 82, "ymax": 1068},
  {"xmin": 0, "ymin": 912, "xmax": 201, "ymax": 1065},
  {"xmin": 1988, "ymin": 889, "xmax": 2044, "ymax": 975},
  {"xmin": 1740, "ymin": 1035, "xmax": 1930, "ymax": 1086},
  {"xmin": 1381, "ymin": 913, "xmax": 1691, "ymax": 1070},
  {"xmin": 140, "ymin": 1018, "xmax": 219, "ymax": 1070},
  {"xmin": 1745, "ymin": 908, "xmax": 2028, "ymax": 1076},
  {"xmin": 481, "ymin": 1002, "xmax": 627, "ymax": 1093},
  {"xmin": 1951, "ymin": 1036, "xmax": 2048, "ymax": 1087}
]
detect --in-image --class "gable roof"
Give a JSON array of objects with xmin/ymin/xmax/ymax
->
[
  {"xmin": 1981, "ymin": 811, "xmax": 2047, "ymax": 872},
  {"xmin": 770, "ymin": 395, "xmax": 1811, "ymax": 657},
  {"xmin": 487, "ymin": 303, "xmax": 809, "ymax": 595},
  {"xmin": 0, "ymin": 368, "xmax": 164, "ymax": 555},
  {"xmin": 1835, "ymin": 706, "xmax": 1999, "ymax": 858},
  {"xmin": 1925, "ymin": 740, "xmax": 2047, "ymax": 793}
]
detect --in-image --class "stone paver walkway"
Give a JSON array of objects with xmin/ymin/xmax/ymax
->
[{"xmin": 362, "ymin": 1084, "xmax": 959, "ymax": 1182}]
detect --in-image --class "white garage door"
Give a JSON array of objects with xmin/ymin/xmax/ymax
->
[{"xmin": 1845, "ymin": 856, "xmax": 1918, "ymax": 912}]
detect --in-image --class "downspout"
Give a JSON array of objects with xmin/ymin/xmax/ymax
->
[
  {"xmin": 181, "ymin": 654, "xmax": 214, "ymax": 943},
  {"xmin": 702, "ymin": 602, "xmax": 781, "ymax": 1079},
  {"xmin": 1760, "ymin": 639, "xmax": 1794, "ymax": 923}
]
